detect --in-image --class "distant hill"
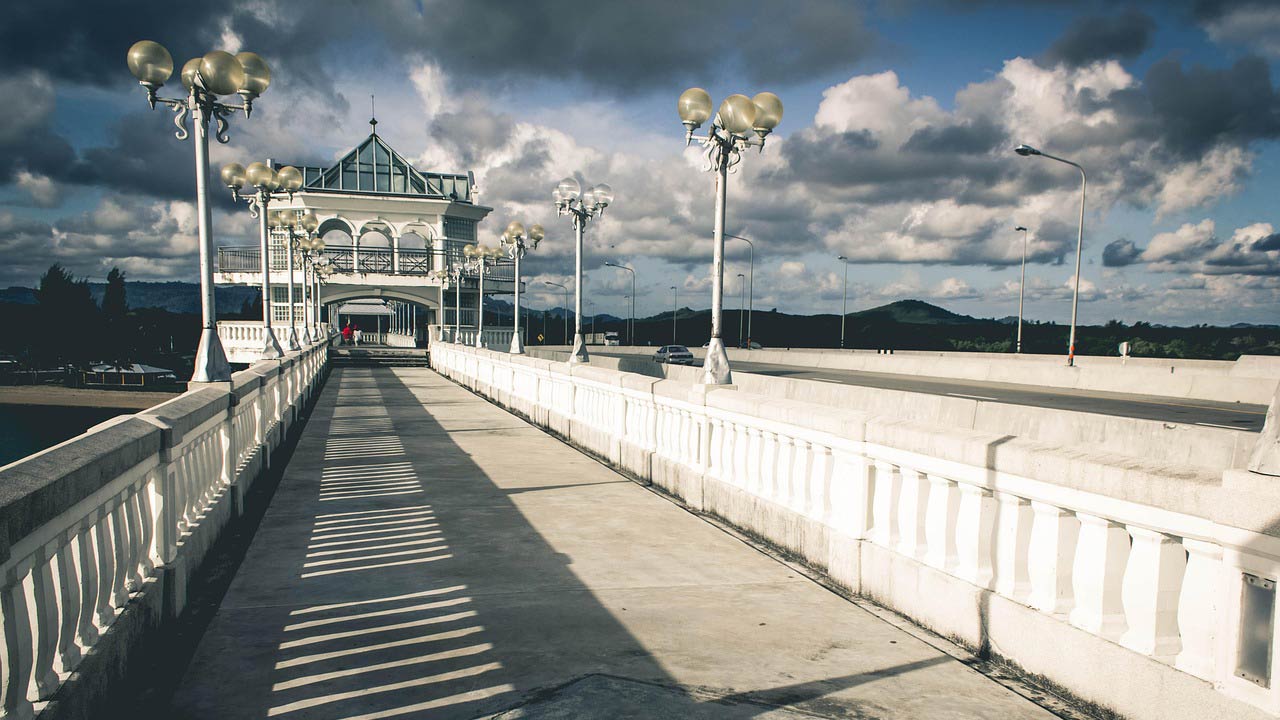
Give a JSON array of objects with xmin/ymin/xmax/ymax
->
[
  {"xmin": 2, "ymin": 281, "xmax": 258, "ymax": 314},
  {"xmin": 849, "ymin": 299, "xmax": 978, "ymax": 325}
]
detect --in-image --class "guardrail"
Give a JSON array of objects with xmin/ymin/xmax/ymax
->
[
  {"xmin": 432, "ymin": 342, "xmax": 1280, "ymax": 720},
  {"xmin": 0, "ymin": 340, "xmax": 329, "ymax": 718},
  {"xmin": 428, "ymin": 325, "xmax": 517, "ymax": 351}
]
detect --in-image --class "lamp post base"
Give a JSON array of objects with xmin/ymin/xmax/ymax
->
[
  {"xmin": 285, "ymin": 327, "xmax": 301, "ymax": 352},
  {"xmin": 191, "ymin": 328, "xmax": 232, "ymax": 383},
  {"xmin": 510, "ymin": 333, "xmax": 525, "ymax": 355},
  {"xmin": 475, "ymin": 334, "xmax": 484, "ymax": 349},
  {"xmin": 260, "ymin": 328, "xmax": 284, "ymax": 360},
  {"xmin": 703, "ymin": 336, "xmax": 732, "ymax": 385},
  {"xmin": 570, "ymin": 333, "xmax": 590, "ymax": 363}
]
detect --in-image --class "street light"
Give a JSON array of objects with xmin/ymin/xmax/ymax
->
[
  {"xmin": 553, "ymin": 176, "xmax": 614, "ymax": 363},
  {"xmin": 544, "ymin": 281, "xmax": 569, "ymax": 345},
  {"xmin": 430, "ymin": 266, "xmax": 464, "ymax": 343},
  {"xmin": 463, "ymin": 244, "xmax": 503, "ymax": 348},
  {"xmin": 127, "ymin": 40, "xmax": 272, "ymax": 382},
  {"xmin": 1014, "ymin": 143, "xmax": 1086, "ymax": 365},
  {"xmin": 725, "ymin": 233, "xmax": 754, "ymax": 346},
  {"xmin": 670, "ymin": 285, "xmax": 679, "ymax": 345},
  {"xmin": 838, "ymin": 255, "xmax": 849, "ymax": 349},
  {"xmin": 297, "ymin": 228, "xmax": 325, "ymax": 344},
  {"xmin": 500, "ymin": 221, "xmax": 544, "ymax": 354},
  {"xmin": 1014, "ymin": 225, "xmax": 1029, "ymax": 354},
  {"xmin": 221, "ymin": 160, "xmax": 304, "ymax": 358},
  {"xmin": 736, "ymin": 273, "xmax": 746, "ymax": 347},
  {"xmin": 603, "ymin": 261, "xmax": 636, "ymax": 345},
  {"xmin": 677, "ymin": 87, "xmax": 783, "ymax": 383}
]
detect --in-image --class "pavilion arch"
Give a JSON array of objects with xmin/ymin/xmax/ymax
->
[
  {"xmin": 321, "ymin": 288, "xmax": 442, "ymax": 310},
  {"xmin": 398, "ymin": 221, "xmax": 436, "ymax": 249},
  {"xmin": 316, "ymin": 216, "xmax": 357, "ymax": 240}
]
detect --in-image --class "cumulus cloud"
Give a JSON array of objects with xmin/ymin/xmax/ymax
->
[
  {"xmin": 1100, "ymin": 219, "xmax": 1280, "ymax": 276},
  {"xmin": 1043, "ymin": 10, "xmax": 1156, "ymax": 68}
]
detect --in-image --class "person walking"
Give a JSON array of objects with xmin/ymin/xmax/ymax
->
[
  {"xmin": 341, "ymin": 321, "xmax": 353, "ymax": 346},
  {"xmin": 353, "ymin": 323, "xmax": 362, "ymax": 346}
]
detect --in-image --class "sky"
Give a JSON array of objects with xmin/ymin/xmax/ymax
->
[{"xmin": 1, "ymin": 0, "xmax": 1279, "ymax": 326}]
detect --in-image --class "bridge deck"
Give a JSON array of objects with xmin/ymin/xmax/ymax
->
[{"xmin": 167, "ymin": 366, "xmax": 1063, "ymax": 719}]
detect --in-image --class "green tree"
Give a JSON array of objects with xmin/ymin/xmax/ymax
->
[
  {"xmin": 102, "ymin": 267, "xmax": 128, "ymax": 319},
  {"xmin": 34, "ymin": 264, "xmax": 101, "ymax": 369}
]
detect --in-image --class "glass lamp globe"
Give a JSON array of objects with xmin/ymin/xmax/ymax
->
[
  {"xmin": 506, "ymin": 221, "xmax": 525, "ymax": 239},
  {"xmin": 300, "ymin": 211, "xmax": 319, "ymax": 233},
  {"xmin": 220, "ymin": 163, "xmax": 246, "ymax": 189},
  {"xmin": 245, "ymin": 162, "xmax": 274, "ymax": 189},
  {"xmin": 127, "ymin": 41, "xmax": 173, "ymax": 85},
  {"xmin": 677, "ymin": 88, "xmax": 713, "ymax": 128},
  {"xmin": 265, "ymin": 168, "xmax": 281, "ymax": 192},
  {"xmin": 313, "ymin": 236, "xmax": 326, "ymax": 252},
  {"xmin": 464, "ymin": 244, "xmax": 476, "ymax": 258},
  {"xmin": 277, "ymin": 166, "xmax": 303, "ymax": 193},
  {"xmin": 590, "ymin": 183, "xmax": 614, "ymax": 208},
  {"xmin": 717, "ymin": 94, "xmax": 757, "ymax": 134},
  {"xmin": 751, "ymin": 92, "xmax": 783, "ymax": 131},
  {"xmin": 529, "ymin": 224, "xmax": 545, "ymax": 242},
  {"xmin": 269, "ymin": 209, "xmax": 288, "ymax": 228},
  {"xmin": 556, "ymin": 177, "xmax": 581, "ymax": 201},
  {"xmin": 180, "ymin": 58, "xmax": 202, "ymax": 91},
  {"xmin": 235, "ymin": 52, "xmax": 271, "ymax": 96},
  {"xmin": 199, "ymin": 51, "xmax": 246, "ymax": 96}
]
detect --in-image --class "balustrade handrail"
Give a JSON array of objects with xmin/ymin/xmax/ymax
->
[
  {"xmin": 0, "ymin": 339, "xmax": 330, "ymax": 716},
  {"xmin": 430, "ymin": 342, "xmax": 1280, "ymax": 719}
]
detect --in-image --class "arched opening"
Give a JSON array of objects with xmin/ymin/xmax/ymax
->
[
  {"xmin": 399, "ymin": 231, "xmax": 433, "ymax": 274},
  {"xmin": 357, "ymin": 228, "xmax": 392, "ymax": 273},
  {"xmin": 328, "ymin": 296, "xmax": 435, "ymax": 348},
  {"xmin": 317, "ymin": 218, "xmax": 355, "ymax": 272}
]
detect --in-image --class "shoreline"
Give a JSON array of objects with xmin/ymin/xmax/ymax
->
[{"xmin": 0, "ymin": 385, "xmax": 180, "ymax": 410}]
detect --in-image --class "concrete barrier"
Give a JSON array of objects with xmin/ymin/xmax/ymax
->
[
  {"xmin": 0, "ymin": 339, "xmax": 330, "ymax": 720},
  {"xmin": 435, "ymin": 342, "xmax": 1280, "ymax": 720}
]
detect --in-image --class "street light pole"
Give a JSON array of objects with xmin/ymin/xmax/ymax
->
[
  {"xmin": 670, "ymin": 285, "xmax": 678, "ymax": 344},
  {"xmin": 499, "ymin": 221, "xmax": 544, "ymax": 354},
  {"xmin": 677, "ymin": 88, "xmax": 783, "ymax": 383},
  {"xmin": 463, "ymin": 244, "xmax": 502, "ymax": 349},
  {"xmin": 604, "ymin": 261, "xmax": 636, "ymax": 345},
  {"xmin": 736, "ymin": 272, "xmax": 746, "ymax": 347},
  {"xmin": 545, "ymin": 281, "xmax": 569, "ymax": 345},
  {"xmin": 128, "ymin": 41, "xmax": 272, "ymax": 382},
  {"xmin": 838, "ymin": 255, "xmax": 849, "ymax": 349},
  {"xmin": 1014, "ymin": 225, "xmax": 1029, "ymax": 354},
  {"xmin": 1015, "ymin": 144, "xmax": 1087, "ymax": 366},
  {"xmin": 552, "ymin": 177, "xmax": 614, "ymax": 363},
  {"xmin": 725, "ymin": 234, "xmax": 754, "ymax": 346}
]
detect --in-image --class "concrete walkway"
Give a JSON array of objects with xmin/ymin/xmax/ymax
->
[{"xmin": 169, "ymin": 367, "xmax": 1066, "ymax": 719}]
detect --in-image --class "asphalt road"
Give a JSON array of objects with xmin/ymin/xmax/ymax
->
[{"xmin": 589, "ymin": 351, "xmax": 1268, "ymax": 432}]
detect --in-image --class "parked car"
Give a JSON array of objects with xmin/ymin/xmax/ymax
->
[{"xmin": 654, "ymin": 345, "xmax": 695, "ymax": 365}]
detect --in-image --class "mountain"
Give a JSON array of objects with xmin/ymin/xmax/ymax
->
[
  {"xmin": 848, "ymin": 299, "xmax": 978, "ymax": 325},
  {"xmin": 2, "ymin": 281, "xmax": 259, "ymax": 314}
]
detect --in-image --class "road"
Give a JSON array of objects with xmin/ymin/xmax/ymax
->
[{"xmin": 588, "ymin": 351, "xmax": 1267, "ymax": 432}]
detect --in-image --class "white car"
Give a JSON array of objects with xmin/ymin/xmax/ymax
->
[{"xmin": 654, "ymin": 345, "xmax": 695, "ymax": 365}]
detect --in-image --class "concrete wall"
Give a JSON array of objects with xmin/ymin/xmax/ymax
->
[
  {"xmin": 579, "ymin": 345, "xmax": 1280, "ymax": 405},
  {"xmin": 0, "ymin": 340, "xmax": 330, "ymax": 720},
  {"xmin": 435, "ymin": 343, "xmax": 1280, "ymax": 720}
]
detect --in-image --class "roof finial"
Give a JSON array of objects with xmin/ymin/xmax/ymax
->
[{"xmin": 369, "ymin": 94, "xmax": 378, "ymax": 134}]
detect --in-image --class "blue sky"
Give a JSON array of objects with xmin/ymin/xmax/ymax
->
[{"xmin": 1, "ymin": 0, "xmax": 1278, "ymax": 325}]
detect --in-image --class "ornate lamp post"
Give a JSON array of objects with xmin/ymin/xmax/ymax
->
[
  {"xmin": 1014, "ymin": 144, "xmax": 1086, "ymax": 365},
  {"xmin": 462, "ymin": 244, "xmax": 503, "ymax": 348},
  {"xmin": 220, "ymin": 162, "xmax": 304, "ymax": 357},
  {"xmin": 677, "ymin": 88, "xmax": 782, "ymax": 383},
  {"xmin": 552, "ymin": 177, "xmax": 614, "ymax": 363},
  {"xmin": 281, "ymin": 210, "xmax": 320, "ymax": 347},
  {"xmin": 500, "ymin": 221, "xmax": 545, "ymax": 354},
  {"xmin": 127, "ymin": 40, "xmax": 271, "ymax": 382}
]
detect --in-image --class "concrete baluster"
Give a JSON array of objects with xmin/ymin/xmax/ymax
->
[
  {"xmin": 789, "ymin": 439, "xmax": 811, "ymax": 512},
  {"xmin": 107, "ymin": 501, "xmax": 131, "ymax": 609},
  {"xmin": 774, "ymin": 436, "xmax": 794, "ymax": 509},
  {"xmin": 51, "ymin": 533, "xmax": 83, "ymax": 676},
  {"xmin": 807, "ymin": 444, "xmax": 833, "ymax": 522},
  {"xmin": 828, "ymin": 452, "xmax": 872, "ymax": 539},
  {"xmin": 1027, "ymin": 502, "xmax": 1080, "ymax": 615},
  {"xmin": 732, "ymin": 422, "xmax": 750, "ymax": 489},
  {"xmin": 923, "ymin": 474, "xmax": 960, "ymax": 571},
  {"xmin": 745, "ymin": 428, "xmax": 762, "ymax": 495},
  {"xmin": 72, "ymin": 524, "xmax": 100, "ymax": 651},
  {"xmin": 1119, "ymin": 527, "xmax": 1186, "ymax": 660},
  {"xmin": 1069, "ymin": 513, "xmax": 1130, "ymax": 639},
  {"xmin": 896, "ymin": 468, "xmax": 930, "ymax": 560},
  {"xmin": 993, "ymin": 493, "xmax": 1033, "ymax": 601},
  {"xmin": 708, "ymin": 418, "xmax": 724, "ymax": 479},
  {"xmin": 954, "ymin": 484, "xmax": 997, "ymax": 588},
  {"xmin": 91, "ymin": 508, "xmax": 116, "ymax": 628},
  {"xmin": 870, "ymin": 461, "xmax": 901, "ymax": 548},
  {"xmin": 121, "ymin": 487, "xmax": 145, "ymax": 593},
  {"xmin": 1175, "ymin": 538, "xmax": 1224, "ymax": 680},
  {"xmin": 28, "ymin": 544, "xmax": 61, "ymax": 699},
  {"xmin": 0, "ymin": 565, "xmax": 36, "ymax": 720},
  {"xmin": 759, "ymin": 431, "xmax": 778, "ymax": 501}
]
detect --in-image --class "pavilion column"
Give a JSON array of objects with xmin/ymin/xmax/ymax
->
[
  {"xmin": 353, "ymin": 233, "xmax": 360, "ymax": 273},
  {"xmin": 392, "ymin": 233, "xmax": 400, "ymax": 274}
]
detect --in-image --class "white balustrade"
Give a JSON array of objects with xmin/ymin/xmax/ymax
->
[
  {"xmin": 431, "ymin": 342, "xmax": 1280, "ymax": 718},
  {"xmin": 0, "ymin": 339, "xmax": 328, "ymax": 718}
]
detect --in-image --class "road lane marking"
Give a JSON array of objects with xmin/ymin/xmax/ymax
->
[
  {"xmin": 946, "ymin": 392, "xmax": 997, "ymax": 401},
  {"xmin": 1195, "ymin": 422, "xmax": 1248, "ymax": 430}
]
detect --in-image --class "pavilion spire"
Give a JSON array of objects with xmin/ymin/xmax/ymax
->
[{"xmin": 369, "ymin": 94, "xmax": 377, "ymax": 135}]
